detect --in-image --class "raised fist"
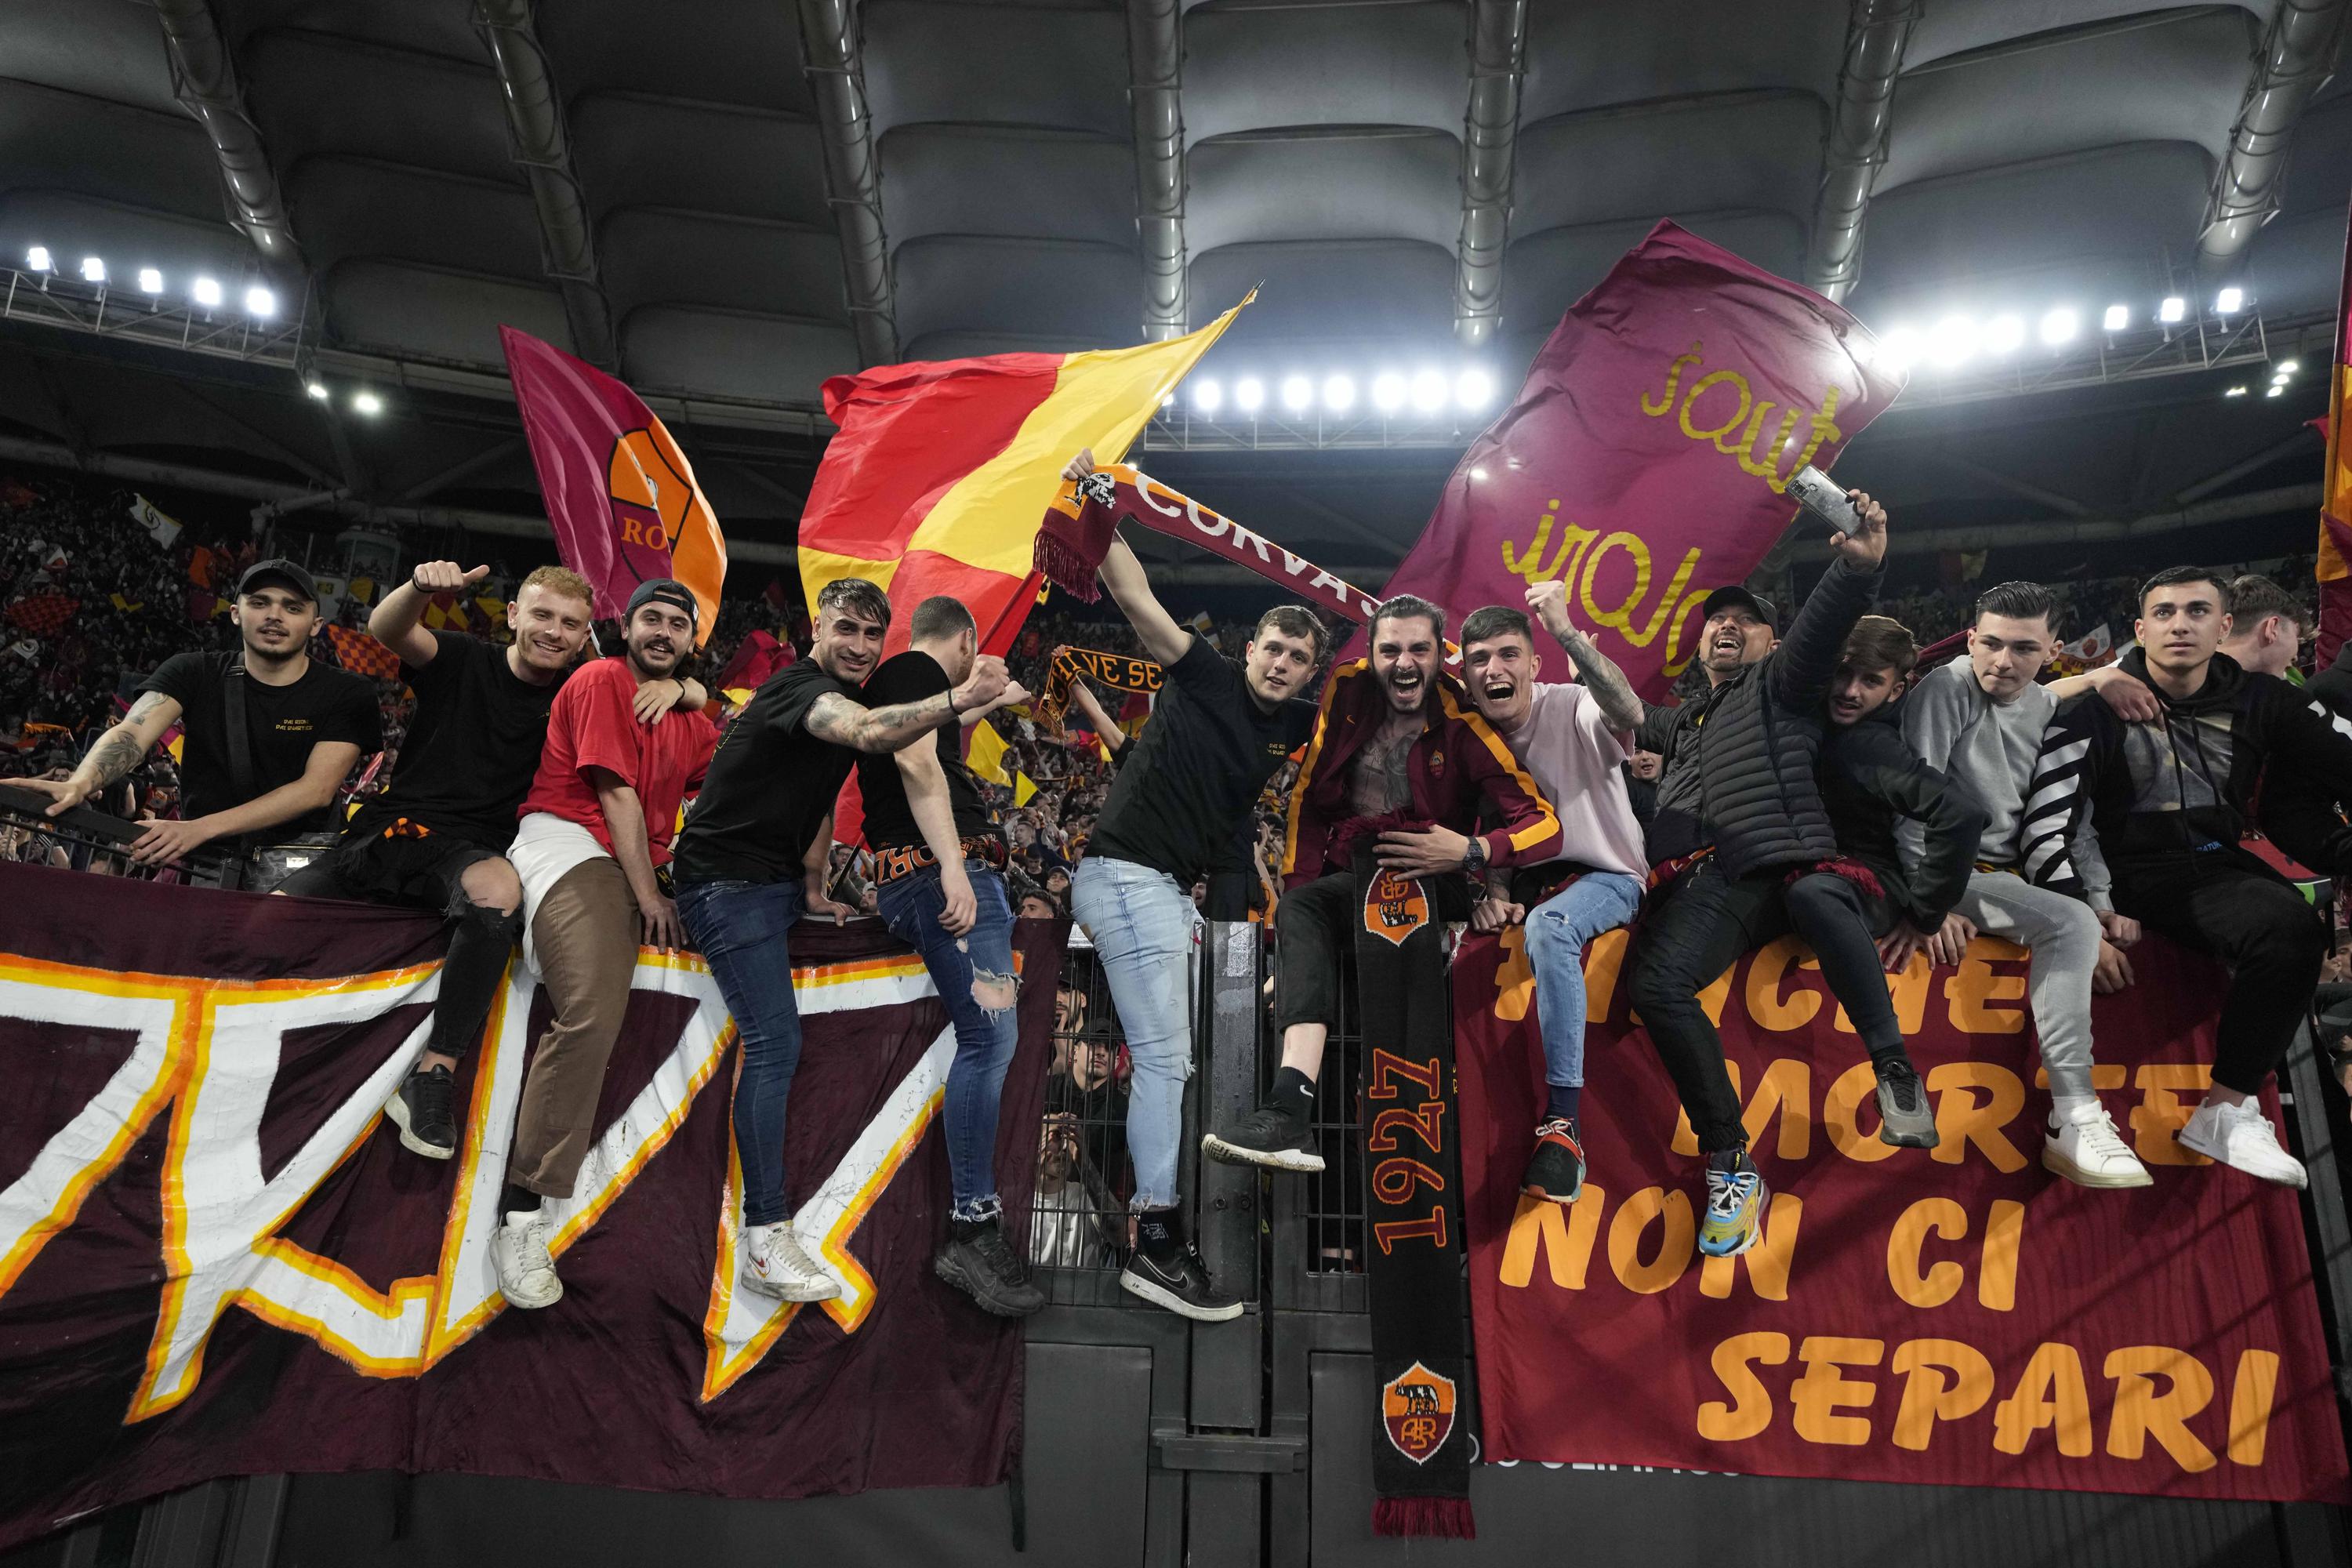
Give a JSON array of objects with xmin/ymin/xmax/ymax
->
[{"xmin": 955, "ymin": 655, "xmax": 1011, "ymax": 712}]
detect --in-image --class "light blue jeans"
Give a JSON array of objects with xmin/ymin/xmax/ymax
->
[
  {"xmin": 1069, "ymin": 855, "xmax": 1195, "ymax": 1210},
  {"xmin": 1525, "ymin": 870, "xmax": 1646, "ymax": 1089}
]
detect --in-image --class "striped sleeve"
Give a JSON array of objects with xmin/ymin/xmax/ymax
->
[{"xmin": 2020, "ymin": 698, "xmax": 2109, "ymax": 910}]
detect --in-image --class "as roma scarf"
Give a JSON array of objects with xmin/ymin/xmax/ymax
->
[
  {"xmin": 1354, "ymin": 863, "xmax": 1475, "ymax": 1537},
  {"xmin": 1034, "ymin": 464, "xmax": 1382, "ymax": 624},
  {"xmin": 1034, "ymin": 645, "xmax": 1160, "ymax": 736}
]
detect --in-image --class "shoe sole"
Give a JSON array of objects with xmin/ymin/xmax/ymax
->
[
  {"xmin": 1878, "ymin": 1118, "xmax": 1941, "ymax": 1149},
  {"xmin": 2040, "ymin": 1141, "xmax": 2154, "ymax": 1189},
  {"xmin": 382, "ymin": 1090, "xmax": 456, "ymax": 1160},
  {"xmin": 1698, "ymin": 1216, "xmax": 1763, "ymax": 1259},
  {"xmin": 742, "ymin": 1272, "xmax": 843, "ymax": 1304},
  {"xmin": 1119, "ymin": 1269, "xmax": 1244, "ymax": 1323},
  {"xmin": 935, "ymin": 1254, "xmax": 1046, "ymax": 1317},
  {"xmin": 2176, "ymin": 1126, "xmax": 2309, "ymax": 1189},
  {"xmin": 491, "ymin": 1246, "xmax": 562, "ymax": 1310},
  {"xmin": 1520, "ymin": 1181, "xmax": 1582, "ymax": 1205},
  {"xmin": 1200, "ymin": 1134, "xmax": 1324, "ymax": 1173}
]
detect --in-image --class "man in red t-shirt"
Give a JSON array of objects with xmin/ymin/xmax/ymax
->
[{"xmin": 492, "ymin": 579, "xmax": 717, "ymax": 1309}]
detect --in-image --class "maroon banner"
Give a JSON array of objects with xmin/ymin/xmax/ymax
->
[
  {"xmin": 0, "ymin": 866, "xmax": 1057, "ymax": 1550},
  {"xmin": 1456, "ymin": 924, "xmax": 2350, "ymax": 1503},
  {"xmin": 1374, "ymin": 220, "xmax": 1905, "ymax": 698}
]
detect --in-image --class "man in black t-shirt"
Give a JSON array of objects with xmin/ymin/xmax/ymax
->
[
  {"xmin": 276, "ymin": 561, "xmax": 701, "ymax": 1162},
  {"xmin": 21, "ymin": 558, "xmax": 379, "ymax": 875},
  {"xmin": 671, "ymin": 578, "xmax": 1020, "ymax": 1308},
  {"xmin": 1058, "ymin": 448, "xmax": 1322, "ymax": 1323},
  {"xmin": 858, "ymin": 595, "xmax": 1054, "ymax": 1316}
]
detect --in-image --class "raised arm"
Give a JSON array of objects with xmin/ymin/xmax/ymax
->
[
  {"xmin": 371, "ymin": 561, "xmax": 487, "ymax": 667},
  {"xmin": 804, "ymin": 656, "xmax": 1017, "ymax": 753},
  {"xmin": 1524, "ymin": 579, "xmax": 1641, "ymax": 731},
  {"xmin": 1062, "ymin": 448, "xmax": 1194, "ymax": 667},
  {"xmin": 1769, "ymin": 490, "xmax": 1888, "ymax": 712},
  {"xmin": 16, "ymin": 690, "xmax": 184, "ymax": 817}
]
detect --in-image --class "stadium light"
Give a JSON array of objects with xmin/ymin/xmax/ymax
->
[
  {"xmin": 1984, "ymin": 314, "xmax": 2025, "ymax": 355},
  {"xmin": 1409, "ymin": 368, "xmax": 1448, "ymax": 414},
  {"xmin": 352, "ymin": 390, "xmax": 383, "ymax": 416},
  {"xmin": 2278, "ymin": 359, "xmax": 2301, "ymax": 374},
  {"xmin": 2272, "ymin": 367, "xmax": 2292, "ymax": 384},
  {"xmin": 1929, "ymin": 314, "xmax": 1979, "ymax": 368},
  {"xmin": 2265, "ymin": 383, "xmax": 2284, "ymax": 398},
  {"xmin": 1877, "ymin": 325, "xmax": 1922, "ymax": 375},
  {"xmin": 245, "ymin": 285, "xmax": 277, "ymax": 318},
  {"xmin": 2225, "ymin": 385, "xmax": 2249, "ymax": 397},
  {"xmin": 191, "ymin": 276, "xmax": 223, "ymax": 308},
  {"xmin": 1233, "ymin": 376, "xmax": 1265, "ymax": 414},
  {"xmin": 1279, "ymin": 374, "xmax": 1313, "ymax": 413},
  {"xmin": 2038, "ymin": 307, "xmax": 2078, "ymax": 347},
  {"xmin": 1192, "ymin": 378, "xmax": 1222, "ymax": 414},
  {"xmin": 1455, "ymin": 368, "xmax": 1494, "ymax": 410},
  {"xmin": 1371, "ymin": 370, "xmax": 1408, "ymax": 413},
  {"xmin": 1322, "ymin": 374, "xmax": 1356, "ymax": 412},
  {"xmin": 2158, "ymin": 296, "xmax": 2186, "ymax": 324},
  {"xmin": 2103, "ymin": 303, "xmax": 2129, "ymax": 332},
  {"xmin": 79, "ymin": 256, "xmax": 105, "ymax": 285},
  {"xmin": 305, "ymin": 381, "xmax": 331, "ymax": 401},
  {"xmin": 24, "ymin": 246, "xmax": 52, "ymax": 274},
  {"xmin": 137, "ymin": 267, "xmax": 163, "ymax": 294},
  {"xmin": 2215, "ymin": 286, "xmax": 2245, "ymax": 316}
]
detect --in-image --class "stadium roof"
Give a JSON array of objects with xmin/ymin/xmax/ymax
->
[{"xmin": 1, "ymin": 0, "xmax": 2347, "ymax": 582}]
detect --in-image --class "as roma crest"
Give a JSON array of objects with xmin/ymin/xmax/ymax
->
[
  {"xmin": 1362, "ymin": 868, "xmax": 1429, "ymax": 946},
  {"xmin": 1381, "ymin": 1361, "xmax": 1457, "ymax": 1465}
]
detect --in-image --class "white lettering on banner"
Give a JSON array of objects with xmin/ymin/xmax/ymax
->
[{"xmin": 0, "ymin": 947, "xmax": 960, "ymax": 1419}]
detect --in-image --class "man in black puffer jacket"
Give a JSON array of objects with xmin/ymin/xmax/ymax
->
[{"xmin": 1624, "ymin": 490, "xmax": 1899, "ymax": 1262}]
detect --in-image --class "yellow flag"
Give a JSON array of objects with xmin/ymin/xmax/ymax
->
[
  {"xmin": 967, "ymin": 719, "xmax": 1011, "ymax": 786},
  {"xmin": 1014, "ymin": 773, "xmax": 1037, "ymax": 807}
]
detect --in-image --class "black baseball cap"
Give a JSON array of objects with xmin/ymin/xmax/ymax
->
[
  {"xmin": 626, "ymin": 578, "xmax": 700, "ymax": 630},
  {"xmin": 235, "ymin": 557, "xmax": 318, "ymax": 604},
  {"xmin": 1700, "ymin": 585, "xmax": 1777, "ymax": 631}
]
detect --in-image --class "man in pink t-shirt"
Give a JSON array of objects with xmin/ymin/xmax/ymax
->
[{"xmin": 1461, "ymin": 584, "xmax": 1649, "ymax": 1210}]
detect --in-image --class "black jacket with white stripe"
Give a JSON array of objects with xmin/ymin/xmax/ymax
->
[{"xmin": 2022, "ymin": 647, "xmax": 2352, "ymax": 906}]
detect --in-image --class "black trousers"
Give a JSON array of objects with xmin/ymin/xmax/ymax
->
[
  {"xmin": 1271, "ymin": 868, "xmax": 1468, "ymax": 1038},
  {"xmin": 1626, "ymin": 859, "xmax": 1903, "ymax": 1154},
  {"xmin": 2110, "ymin": 845, "xmax": 2328, "ymax": 1094}
]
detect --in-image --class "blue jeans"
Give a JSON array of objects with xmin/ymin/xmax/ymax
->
[
  {"xmin": 877, "ymin": 861, "xmax": 1021, "ymax": 1223},
  {"xmin": 677, "ymin": 878, "xmax": 806, "ymax": 1227},
  {"xmin": 1524, "ymin": 870, "xmax": 1645, "ymax": 1090},
  {"xmin": 1069, "ymin": 856, "xmax": 1195, "ymax": 1210}
]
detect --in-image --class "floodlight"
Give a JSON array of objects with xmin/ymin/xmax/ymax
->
[
  {"xmin": 1321, "ymin": 374, "xmax": 1356, "ymax": 412},
  {"xmin": 1371, "ymin": 371, "xmax": 1408, "ymax": 413},
  {"xmin": 1233, "ymin": 376, "xmax": 1265, "ymax": 414},
  {"xmin": 1455, "ymin": 368, "xmax": 1494, "ymax": 409},
  {"xmin": 2278, "ymin": 359, "xmax": 2300, "ymax": 374},
  {"xmin": 2265, "ymin": 384, "xmax": 2284, "ymax": 398},
  {"xmin": 1984, "ymin": 314, "xmax": 2025, "ymax": 355},
  {"xmin": 24, "ymin": 246, "xmax": 51, "ymax": 273},
  {"xmin": 305, "ymin": 381, "xmax": 331, "ymax": 401},
  {"xmin": 191, "ymin": 276, "xmax": 223, "ymax": 307},
  {"xmin": 79, "ymin": 256, "xmax": 105, "ymax": 285},
  {"xmin": 1280, "ymin": 374, "xmax": 1313, "ymax": 413},
  {"xmin": 2215, "ymin": 286, "xmax": 2245, "ymax": 316},
  {"xmin": 245, "ymin": 285, "xmax": 277, "ymax": 318},
  {"xmin": 2225, "ymin": 386, "xmax": 2248, "ymax": 397},
  {"xmin": 1192, "ymin": 378, "xmax": 1222, "ymax": 414},
  {"xmin": 137, "ymin": 267, "xmax": 163, "ymax": 294},
  {"xmin": 2158, "ymin": 296, "xmax": 2186, "ymax": 324},
  {"xmin": 1409, "ymin": 368, "xmax": 1448, "ymax": 414},
  {"xmin": 2038, "ymin": 307, "xmax": 2078, "ymax": 347},
  {"xmin": 2103, "ymin": 303, "xmax": 2129, "ymax": 332},
  {"xmin": 352, "ymin": 391, "xmax": 383, "ymax": 416},
  {"xmin": 1929, "ymin": 314, "xmax": 1978, "ymax": 368},
  {"xmin": 1878, "ymin": 325, "xmax": 1922, "ymax": 374}
]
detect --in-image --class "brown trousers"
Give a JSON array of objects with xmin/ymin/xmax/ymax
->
[{"xmin": 510, "ymin": 855, "xmax": 641, "ymax": 1199}]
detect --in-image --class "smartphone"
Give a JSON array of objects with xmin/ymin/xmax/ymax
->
[{"xmin": 1785, "ymin": 465, "xmax": 1860, "ymax": 537}]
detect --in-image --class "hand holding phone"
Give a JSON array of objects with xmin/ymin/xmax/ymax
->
[{"xmin": 1786, "ymin": 465, "xmax": 1862, "ymax": 537}]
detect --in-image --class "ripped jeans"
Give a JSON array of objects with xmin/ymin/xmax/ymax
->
[
  {"xmin": 878, "ymin": 860, "xmax": 1021, "ymax": 1223},
  {"xmin": 1524, "ymin": 870, "xmax": 1646, "ymax": 1092}
]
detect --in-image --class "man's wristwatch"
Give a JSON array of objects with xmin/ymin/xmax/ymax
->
[{"xmin": 1461, "ymin": 837, "xmax": 1487, "ymax": 877}]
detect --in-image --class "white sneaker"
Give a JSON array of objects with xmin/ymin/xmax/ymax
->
[
  {"xmin": 2042, "ymin": 1103, "xmax": 2153, "ymax": 1189},
  {"xmin": 2178, "ymin": 1098, "xmax": 2308, "ymax": 1189},
  {"xmin": 742, "ymin": 1220, "xmax": 842, "ymax": 1303},
  {"xmin": 491, "ymin": 1210, "xmax": 563, "ymax": 1309}
]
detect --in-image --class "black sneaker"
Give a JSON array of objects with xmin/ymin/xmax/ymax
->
[
  {"xmin": 1201, "ymin": 1105, "xmax": 1324, "ymax": 1172},
  {"xmin": 935, "ymin": 1218, "xmax": 1047, "ymax": 1317},
  {"xmin": 384, "ymin": 1064, "xmax": 458, "ymax": 1160},
  {"xmin": 1875, "ymin": 1057, "xmax": 1941, "ymax": 1149},
  {"xmin": 1121, "ymin": 1245, "xmax": 1244, "ymax": 1322},
  {"xmin": 1521, "ymin": 1117, "xmax": 1585, "ymax": 1204}
]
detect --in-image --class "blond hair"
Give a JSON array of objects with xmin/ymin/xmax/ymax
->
[{"xmin": 517, "ymin": 564, "xmax": 593, "ymax": 608}]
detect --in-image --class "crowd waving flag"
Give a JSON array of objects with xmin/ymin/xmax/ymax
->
[
  {"xmin": 502, "ymin": 326, "xmax": 728, "ymax": 648},
  {"xmin": 797, "ymin": 296, "xmax": 1251, "ymax": 659},
  {"xmin": 2315, "ymin": 209, "xmax": 2352, "ymax": 666},
  {"xmin": 1372, "ymin": 221, "xmax": 1907, "ymax": 699}
]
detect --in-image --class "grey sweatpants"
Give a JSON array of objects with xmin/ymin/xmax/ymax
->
[{"xmin": 1952, "ymin": 869, "xmax": 2100, "ymax": 1098}]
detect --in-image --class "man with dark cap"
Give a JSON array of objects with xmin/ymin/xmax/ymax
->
[
  {"xmin": 19, "ymin": 557, "xmax": 379, "ymax": 884},
  {"xmin": 491, "ymin": 578, "xmax": 719, "ymax": 1309}
]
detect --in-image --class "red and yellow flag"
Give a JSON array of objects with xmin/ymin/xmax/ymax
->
[
  {"xmin": 798, "ymin": 297, "xmax": 1250, "ymax": 657},
  {"xmin": 2318, "ymin": 212, "xmax": 2352, "ymax": 667},
  {"xmin": 502, "ymin": 326, "xmax": 728, "ymax": 648}
]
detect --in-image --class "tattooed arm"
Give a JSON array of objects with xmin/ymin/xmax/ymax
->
[
  {"xmin": 1524, "ymin": 580, "xmax": 1643, "ymax": 732},
  {"xmin": 803, "ymin": 656, "xmax": 1020, "ymax": 753},
  {"xmin": 17, "ymin": 691, "xmax": 183, "ymax": 817}
]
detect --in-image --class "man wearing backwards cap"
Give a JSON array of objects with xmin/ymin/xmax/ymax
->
[
  {"xmin": 19, "ymin": 557, "xmax": 379, "ymax": 878},
  {"xmin": 489, "ymin": 578, "xmax": 719, "ymax": 1310}
]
